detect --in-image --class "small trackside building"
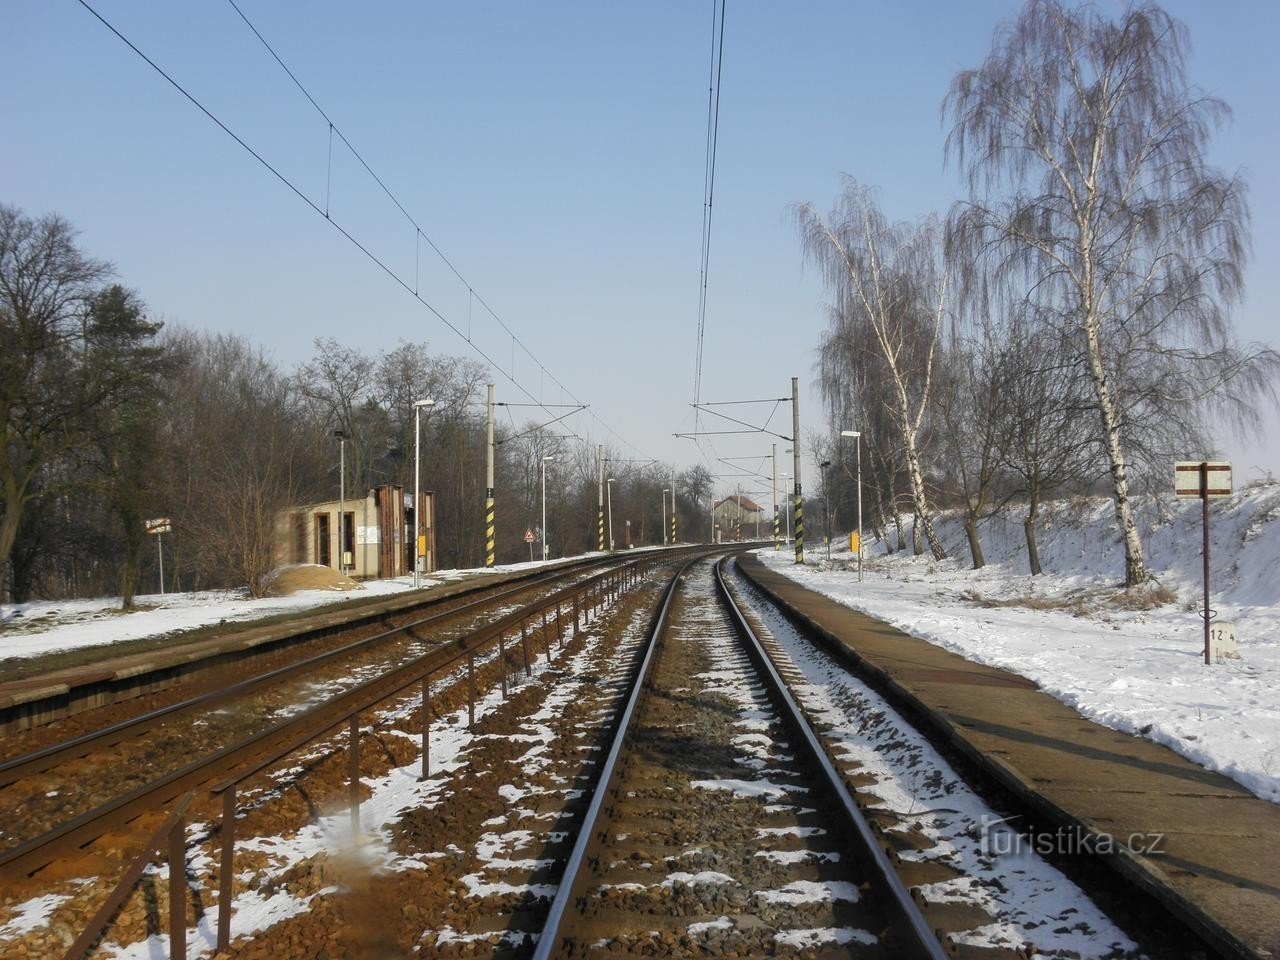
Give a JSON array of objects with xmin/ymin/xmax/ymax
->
[
  {"xmin": 274, "ymin": 484, "xmax": 437, "ymax": 579},
  {"xmin": 712, "ymin": 494, "xmax": 764, "ymax": 541}
]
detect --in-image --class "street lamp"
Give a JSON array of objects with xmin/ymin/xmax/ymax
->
[
  {"xmin": 820, "ymin": 460, "xmax": 832, "ymax": 561},
  {"xmin": 541, "ymin": 455, "xmax": 555, "ymax": 562},
  {"xmin": 606, "ymin": 478, "xmax": 617, "ymax": 551},
  {"xmin": 840, "ymin": 430, "xmax": 863, "ymax": 582},
  {"xmin": 333, "ymin": 429, "xmax": 347, "ymax": 571},
  {"xmin": 661, "ymin": 487, "xmax": 670, "ymax": 547},
  {"xmin": 412, "ymin": 399, "xmax": 435, "ymax": 587}
]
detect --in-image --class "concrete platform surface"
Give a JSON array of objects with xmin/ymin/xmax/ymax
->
[{"xmin": 737, "ymin": 554, "xmax": 1280, "ymax": 960}]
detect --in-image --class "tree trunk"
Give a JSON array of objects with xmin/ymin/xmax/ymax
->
[
  {"xmin": 912, "ymin": 513, "xmax": 923, "ymax": 555},
  {"xmin": 903, "ymin": 432, "xmax": 946, "ymax": 560},
  {"xmin": 0, "ymin": 472, "xmax": 29, "ymax": 599},
  {"xmin": 119, "ymin": 502, "xmax": 142, "ymax": 609},
  {"xmin": 1083, "ymin": 313, "xmax": 1146, "ymax": 586},
  {"xmin": 1025, "ymin": 476, "xmax": 1043, "ymax": 576},
  {"xmin": 964, "ymin": 515, "xmax": 985, "ymax": 569}
]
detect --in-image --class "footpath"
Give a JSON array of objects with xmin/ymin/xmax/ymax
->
[{"xmin": 738, "ymin": 554, "xmax": 1280, "ymax": 960}]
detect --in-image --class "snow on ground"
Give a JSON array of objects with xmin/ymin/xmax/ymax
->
[
  {"xmin": 83, "ymin": 580, "xmax": 645, "ymax": 959},
  {"xmin": 732, "ymin": 566, "xmax": 1138, "ymax": 957},
  {"xmin": 756, "ymin": 482, "xmax": 1280, "ymax": 803},
  {"xmin": 0, "ymin": 556, "xmax": 588, "ymax": 663}
]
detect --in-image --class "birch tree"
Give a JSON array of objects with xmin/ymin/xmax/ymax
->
[
  {"xmin": 797, "ymin": 181, "xmax": 949, "ymax": 560},
  {"xmin": 945, "ymin": 0, "xmax": 1275, "ymax": 585}
]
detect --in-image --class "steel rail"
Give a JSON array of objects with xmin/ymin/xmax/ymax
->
[
  {"xmin": 531, "ymin": 556, "xmax": 698, "ymax": 960},
  {"xmin": 713, "ymin": 555, "xmax": 948, "ymax": 960},
  {"xmin": 0, "ymin": 557, "xmax": 658, "ymax": 879},
  {"xmin": 0, "ymin": 553, "xmax": 635, "ymax": 788}
]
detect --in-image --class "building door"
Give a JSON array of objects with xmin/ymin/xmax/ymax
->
[{"xmin": 315, "ymin": 513, "xmax": 331, "ymax": 567}]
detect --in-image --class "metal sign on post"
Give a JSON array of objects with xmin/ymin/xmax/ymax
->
[
  {"xmin": 1174, "ymin": 461, "xmax": 1232, "ymax": 665},
  {"xmin": 524, "ymin": 528, "xmax": 536, "ymax": 562},
  {"xmin": 144, "ymin": 518, "xmax": 171, "ymax": 595}
]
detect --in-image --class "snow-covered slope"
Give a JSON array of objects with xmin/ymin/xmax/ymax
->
[{"xmin": 756, "ymin": 481, "xmax": 1280, "ymax": 803}]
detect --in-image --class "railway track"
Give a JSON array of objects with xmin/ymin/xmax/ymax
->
[
  {"xmin": 0, "ymin": 547, "xmax": 1166, "ymax": 959},
  {"xmin": 0, "ymin": 555, "xmax": 683, "ymax": 846},
  {"xmin": 0, "ymin": 555, "xmax": 658, "ymax": 885},
  {"xmin": 423, "ymin": 555, "xmax": 947, "ymax": 958}
]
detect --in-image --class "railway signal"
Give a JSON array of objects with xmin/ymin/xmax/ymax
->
[{"xmin": 1175, "ymin": 461, "xmax": 1233, "ymax": 664}]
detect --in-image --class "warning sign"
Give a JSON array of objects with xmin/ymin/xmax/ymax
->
[{"xmin": 523, "ymin": 528, "xmax": 536, "ymax": 544}]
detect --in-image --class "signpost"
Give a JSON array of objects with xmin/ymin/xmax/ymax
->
[
  {"xmin": 144, "ymin": 518, "xmax": 172, "ymax": 595},
  {"xmin": 1174, "ymin": 461, "xmax": 1232, "ymax": 665},
  {"xmin": 524, "ymin": 527, "xmax": 536, "ymax": 562}
]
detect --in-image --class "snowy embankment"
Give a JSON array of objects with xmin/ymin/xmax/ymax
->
[
  {"xmin": 0, "ymin": 557, "xmax": 579, "ymax": 664},
  {"xmin": 755, "ymin": 482, "xmax": 1280, "ymax": 804}
]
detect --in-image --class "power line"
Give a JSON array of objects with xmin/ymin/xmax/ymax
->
[
  {"xmin": 75, "ymin": 0, "xmax": 653, "ymax": 463},
  {"xmin": 692, "ymin": 0, "xmax": 726, "ymax": 409},
  {"xmin": 217, "ymin": 0, "xmax": 650, "ymax": 463}
]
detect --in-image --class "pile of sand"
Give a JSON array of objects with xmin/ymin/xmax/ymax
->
[{"xmin": 261, "ymin": 563, "xmax": 363, "ymax": 597}]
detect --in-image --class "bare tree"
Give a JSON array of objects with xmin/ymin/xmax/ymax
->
[
  {"xmin": 0, "ymin": 206, "xmax": 113, "ymax": 597},
  {"xmin": 797, "ymin": 182, "xmax": 949, "ymax": 560},
  {"xmin": 945, "ymin": 0, "xmax": 1276, "ymax": 585},
  {"xmin": 995, "ymin": 310, "xmax": 1094, "ymax": 574},
  {"xmin": 935, "ymin": 312, "xmax": 1009, "ymax": 569}
]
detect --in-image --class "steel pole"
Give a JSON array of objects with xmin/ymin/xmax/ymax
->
[
  {"xmin": 772, "ymin": 443, "xmax": 779, "ymax": 551},
  {"xmin": 661, "ymin": 491, "xmax": 667, "ymax": 548},
  {"xmin": 541, "ymin": 461, "xmax": 548, "ymax": 562},
  {"xmin": 856, "ymin": 434, "xmax": 863, "ymax": 582},
  {"xmin": 597, "ymin": 445, "xmax": 605, "ymax": 551},
  {"xmin": 157, "ymin": 532, "xmax": 165, "ymax": 595},
  {"xmin": 1202, "ymin": 461, "xmax": 1210, "ymax": 665},
  {"xmin": 485, "ymin": 384, "xmax": 495, "ymax": 567},
  {"xmin": 792, "ymin": 376, "xmax": 803, "ymax": 564},
  {"xmin": 670, "ymin": 465, "xmax": 676, "ymax": 545},
  {"xmin": 338, "ymin": 435, "xmax": 345, "ymax": 571},
  {"xmin": 607, "ymin": 481, "xmax": 614, "ymax": 551},
  {"xmin": 413, "ymin": 405, "xmax": 421, "ymax": 588}
]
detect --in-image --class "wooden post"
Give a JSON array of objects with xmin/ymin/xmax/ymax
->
[
  {"xmin": 542, "ymin": 609, "xmax": 551, "ymax": 662},
  {"xmin": 521, "ymin": 622, "xmax": 531, "ymax": 676},
  {"xmin": 217, "ymin": 789, "xmax": 235, "ymax": 953},
  {"xmin": 499, "ymin": 634, "xmax": 508, "ymax": 697},
  {"xmin": 169, "ymin": 813, "xmax": 186, "ymax": 960},
  {"xmin": 555, "ymin": 603, "xmax": 563, "ymax": 648},
  {"xmin": 467, "ymin": 655, "xmax": 476, "ymax": 726},
  {"xmin": 348, "ymin": 717, "xmax": 361, "ymax": 835},
  {"xmin": 421, "ymin": 677, "xmax": 431, "ymax": 779}
]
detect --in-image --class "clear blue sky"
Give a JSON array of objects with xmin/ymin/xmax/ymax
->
[{"xmin": 5, "ymin": 1, "xmax": 1278, "ymax": 501}]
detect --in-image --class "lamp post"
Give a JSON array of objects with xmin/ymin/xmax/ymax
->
[
  {"xmin": 820, "ymin": 460, "xmax": 832, "ymax": 561},
  {"xmin": 333, "ymin": 429, "xmax": 347, "ymax": 571},
  {"xmin": 661, "ymin": 487, "xmax": 669, "ymax": 547},
  {"xmin": 606, "ymin": 478, "xmax": 616, "ymax": 551},
  {"xmin": 412, "ymin": 398, "xmax": 435, "ymax": 587},
  {"xmin": 540, "ymin": 455, "xmax": 555, "ymax": 562},
  {"xmin": 840, "ymin": 430, "xmax": 863, "ymax": 582}
]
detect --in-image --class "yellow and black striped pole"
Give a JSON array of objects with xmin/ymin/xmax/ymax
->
[
  {"xmin": 597, "ymin": 444, "xmax": 606, "ymax": 551},
  {"xmin": 485, "ymin": 493, "xmax": 495, "ymax": 567},
  {"xmin": 794, "ymin": 491, "xmax": 804, "ymax": 564},
  {"xmin": 669, "ymin": 466, "xmax": 677, "ymax": 545},
  {"xmin": 791, "ymin": 376, "xmax": 804, "ymax": 564},
  {"xmin": 485, "ymin": 384, "xmax": 496, "ymax": 567}
]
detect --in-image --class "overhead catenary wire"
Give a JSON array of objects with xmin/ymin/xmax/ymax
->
[
  {"xmin": 221, "ymin": 0, "xmax": 653, "ymax": 460},
  {"xmin": 75, "ymin": 0, "xmax": 653, "ymax": 463}
]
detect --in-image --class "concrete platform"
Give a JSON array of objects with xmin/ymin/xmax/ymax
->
[
  {"xmin": 737, "ymin": 554, "xmax": 1280, "ymax": 960},
  {"xmin": 0, "ymin": 559, "xmax": 594, "ymax": 733}
]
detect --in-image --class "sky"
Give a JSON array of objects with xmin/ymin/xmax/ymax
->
[{"xmin": 5, "ymin": 1, "xmax": 1278, "ymax": 503}]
